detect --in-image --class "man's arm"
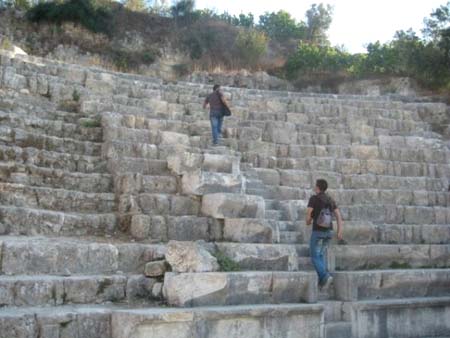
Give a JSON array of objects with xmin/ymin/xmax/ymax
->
[
  {"xmin": 203, "ymin": 98, "xmax": 209, "ymax": 109},
  {"xmin": 334, "ymin": 208, "xmax": 343, "ymax": 240},
  {"xmin": 306, "ymin": 207, "xmax": 313, "ymax": 226}
]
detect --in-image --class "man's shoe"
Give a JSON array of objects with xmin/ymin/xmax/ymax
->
[{"xmin": 321, "ymin": 275, "xmax": 334, "ymax": 291}]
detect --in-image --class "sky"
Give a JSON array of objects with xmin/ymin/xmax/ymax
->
[{"xmin": 195, "ymin": 0, "xmax": 446, "ymax": 53}]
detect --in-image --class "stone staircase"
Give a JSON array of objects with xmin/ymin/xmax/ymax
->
[{"xmin": 0, "ymin": 50, "xmax": 449, "ymax": 338}]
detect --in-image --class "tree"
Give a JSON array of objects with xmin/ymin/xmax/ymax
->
[
  {"xmin": 423, "ymin": 2, "xmax": 450, "ymax": 66},
  {"xmin": 170, "ymin": 0, "xmax": 195, "ymax": 18},
  {"xmin": 123, "ymin": 0, "xmax": 148, "ymax": 12},
  {"xmin": 237, "ymin": 13, "xmax": 254, "ymax": 28},
  {"xmin": 149, "ymin": 0, "xmax": 170, "ymax": 16},
  {"xmin": 258, "ymin": 10, "xmax": 306, "ymax": 40},
  {"xmin": 305, "ymin": 3, "xmax": 333, "ymax": 45},
  {"xmin": 0, "ymin": 0, "xmax": 31, "ymax": 10},
  {"xmin": 423, "ymin": 1, "xmax": 450, "ymax": 41}
]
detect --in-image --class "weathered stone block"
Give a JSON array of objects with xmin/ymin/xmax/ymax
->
[
  {"xmin": 163, "ymin": 271, "xmax": 317, "ymax": 307},
  {"xmin": 279, "ymin": 170, "xmax": 311, "ymax": 188},
  {"xmin": 263, "ymin": 122, "xmax": 297, "ymax": 145},
  {"xmin": 201, "ymin": 193, "xmax": 265, "ymax": 219},
  {"xmin": 351, "ymin": 298, "xmax": 450, "ymax": 338},
  {"xmin": 167, "ymin": 152, "xmax": 203, "ymax": 175},
  {"xmin": 167, "ymin": 216, "xmax": 210, "ymax": 241},
  {"xmin": 130, "ymin": 214, "xmax": 151, "ymax": 240},
  {"xmin": 144, "ymin": 260, "xmax": 167, "ymax": 277},
  {"xmin": 126, "ymin": 275, "xmax": 156, "ymax": 301},
  {"xmin": 165, "ymin": 240, "xmax": 219, "ymax": 273},
  {"xmin": 351, "ymin": 145, "xmax": 379, "ymax": 160},
  {"xmin": 182, "ymin": 171, "xmax": 243, "ymax": 195},
  {"xmin": 223, "ymin": 218, "xmax": 273, "ymax": 243},
  {"xmin": 159, "ymin": 131, "xmax": 190, "ymax": 147}
]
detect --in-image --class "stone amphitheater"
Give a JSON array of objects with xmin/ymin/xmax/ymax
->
[{"xmin": 0, "ymin": 50, "xmax": 449, "ymax": 338}]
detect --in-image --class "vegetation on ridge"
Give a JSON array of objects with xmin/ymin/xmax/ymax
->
[{"xmin": 0, "ymin": 0, "xmax": 449, "ymax": 92}]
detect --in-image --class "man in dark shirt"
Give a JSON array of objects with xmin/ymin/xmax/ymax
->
[
  {"xmin": 203, "ymin": 84, "xmax": 229, "ymax": 145},
  {"xmin": 306, "ymin": 179, "xmax": 343, "ymax": 290}
]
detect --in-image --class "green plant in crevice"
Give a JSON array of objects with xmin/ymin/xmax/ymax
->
[{"xmin": 214, "ymin": 251, "xmax": 241, "ymax": 272}]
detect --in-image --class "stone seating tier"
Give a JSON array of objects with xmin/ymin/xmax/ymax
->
[{"xmin": 0, "ymin": 51, "xmax": 449, "ymax": 338}]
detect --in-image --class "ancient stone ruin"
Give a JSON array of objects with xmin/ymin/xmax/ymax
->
[{"xmin": 0, "ymin": 50, "xmax": 449, "ymax": 338}]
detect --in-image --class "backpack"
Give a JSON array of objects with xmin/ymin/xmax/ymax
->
[
  {"xmin": 316, "ymin": 195, "xmax": 333, "ymax": 229},
  {"xmin": 215, "ymin": 91, "xmax": 232, "ymax": 117}
]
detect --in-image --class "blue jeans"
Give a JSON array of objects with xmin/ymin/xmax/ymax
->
[
  {"xmin": 310, "ymin": 230, "xmax": 333, "ymax": 285},
  {"xmin": 210, "ymin": 113, "xmax": 223, "ymax": 144}
]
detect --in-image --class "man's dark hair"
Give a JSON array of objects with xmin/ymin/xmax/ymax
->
[
  {"xmin": 316, "ymin": 179, "xmax": 328, "ymax": 192},
  {"xmin": 213, "ymin": 84, "xmax": 220, "ymax": 91}
]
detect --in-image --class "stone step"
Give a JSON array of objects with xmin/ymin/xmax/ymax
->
[
  {"xmin": 0, "ymin": 162, "xmax": 113, "ymax": 193},
  {"xmin": 0, "ymin": 302, "xmax": 325, "ymax": 338},
  {"xmin": 0, "ymin": 236, "xmax": 166, "ymax": 275},
  {"xmin": 115, "ymin": 173, "xmax": 178, "ymax": 195},
  {"xmin": 104, "ymin": 127, "xmax": 161, "ymax": 145},
  {"xmin": 0, "ymin": 304, "xmax": 115, "ymax": 338},
  {"xmin": 278, "ymin": 202, "xmax": 448, "ymax": 225},
  {"xmin": 109, "ymin": 113, "xmax": 189, "ymax": 134},
  {"xmin": 216, "ymin": 242, "xmax": 309, "ymax": 271},
  {"xmin": 120, "ymin": 193, "xmax": 201, "ymax": 217},
  {"xmin": 0, "ymin": 274, "xmax": 160, "ymax": 307},
  {"xmin": 166, "ymin": 150, "xmax": 241, "ymax": 175},
  {"xmin": 333, "ymin": 223, "xmax": 450, "ymax": 245},
  {"xmin": 181, "ymin": 171, "xmax": 243, "ymax": 195},
  {"xmin": 112, "ymin": 303, "xmax": 324, "ymax": 338},
  {"xmin": 163, "ymin": 271, "xmax": 318, "ymax": 307},
  {"xmin": 320, "ymin": 300, "xmax": 351, "ymax": 322},
  {"xmin": 0, "ymin": 96, "xmax": 82, "ymax": 124},
  {"xmin": 350, "ymin": 297, "xmax": 450, "ymax": 338},
  {"xmin": 0, "ymin": 111, "xmax": 102, "ymax": 142},
  {"xmin": 325, "ymin": 321, "xmax": 352, "ymax": 338},
  {"xmin": 269, "ymin": 187, "xmax": 449, "ymax": 209},
  {"xmin": 274, "ymin": 169, "xmax": 447, "ymax": 191},
  {"xmin": 333, "ymin": 269, "xmax": 450, "ymax": 301},
  {"xmin": 249, "ymin": 145, "xmax": 449, "ymax": 167},
  {"xmin": 102, "ymin": 140, "xmax": 159, "ymax": 160},
  {"xmin": 270, "ymin": 220, "xmax": 300, "ymax": 232},
  {"xmin": 264, "ymin": 209, "xmax": 283, "ymax": 220},
  {"xmin": 278, "ymin": 231, "xmax": 302, "ymax": 244},
  {"xmin": 108, "ymin": 157, "xmax": 169, "ymax": 175},
  {"xmin": 334, "ymin": 244, "xmax": 450, "ymax": 270},
  {"xmin": 86, "ymin": 100, "xmax": 184, "ymax": 120},
  {"xmin": 127, "ymin": 215, "xmax": 218, "ymax": 242},
  {"xmin": 273, "ymin": 157, "xmax": 449, "ymax": 178},
  {"xmin": 0, "ymin": 182, "xmax": 116, "ymax": 213},
  {"xmin": 202, "ymin": 193, "xmax": 265, "ymax": 219},
  {"xmin": 0, "ymin": 205, "xmax": 118, "ymax": 236},
  {"xmin": 0, "ymin": 127, "xmax": 102, "ymax": 156},
  {"xmin": 0, "ymin": 144, "xmax": 107, "ymax": 174}
]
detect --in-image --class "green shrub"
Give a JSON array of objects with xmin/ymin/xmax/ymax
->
[
  {"xmin": 214, "ymin": 251, "xmax": 240, "ymax": 272},
  {"xmin": 182, "ymin": 19, "xmax": 239, "ymax": 67},
  {"xmin": 389, "ymin": 261, "xmax": 412, "ymax": 269},
  {"xmin": 235, "ymin": 29, "xmax": 268, "ymax": 67},
  {"xmin": 111, "ymin": 48, "xmax": 159, "ymax": 71},
  {"xmin": 72, "ymin": 89, "xmax": 80, "ymax": 102},
  {"xmin": 173, "ymin": 63, "xmax": 190, "ymax": 76},
  {"xmin": 285, "ymin": 42, "xmax": 353, "ymax": 79},
  {"xmin": 26, "ymin": 0, "xmax": 112, "ymax": 34},
  {"xmin": 80, "ymin": 118, "xmax": 101, "ymax": 128},
  {"xmin": 0, "ymin": 37, "xmax": 13, "ymax": 50},
  {"xmin": 142, "ymin": 49, "xmax": 157, "ymax": 64}
]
